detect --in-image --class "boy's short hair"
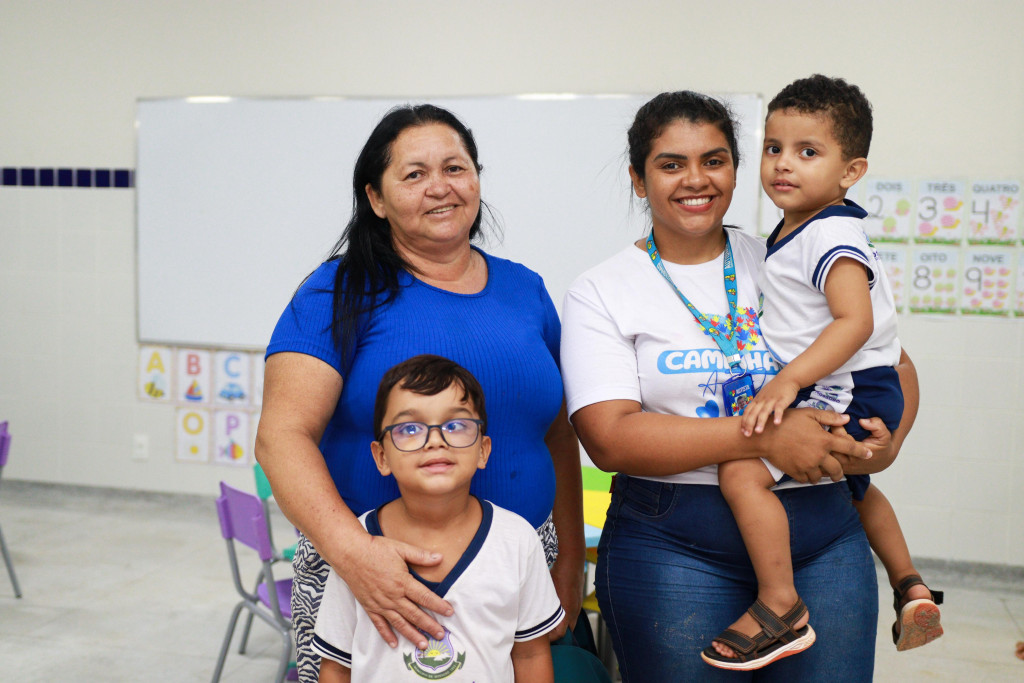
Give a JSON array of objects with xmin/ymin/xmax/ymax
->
[
  {"xmin": 373, "ymin": 355, "xmax": 488, "ymax": 438},
  {"xmin": 767, "ymin": 74, "xmax": 873, "ymax": 160}
]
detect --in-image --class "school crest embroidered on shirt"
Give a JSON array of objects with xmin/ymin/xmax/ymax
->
[{"xmin": 404, "ymin": 628, "xmax": 466, "ymax": 679}]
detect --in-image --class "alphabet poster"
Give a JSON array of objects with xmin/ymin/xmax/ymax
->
[
  {"xmin": 138, "ymin": 345, "xmax": 172, "ymax": 401},
  {"xmin": 176, "ymin": 408, "xmax": 210, "ymax": 462},
  {"xmin": 214, "ymin": 351, "xmax": 251, "ymax": 405},
  {"xmin": 916, "ymin": 181, "xmax": 965, "ymax": 244},
  {"xmin": 909, "ymin": 247, "xmax": 960, "ymax": 314},
  {"xmin": 967, "ymin": 181, "xmax": 1020, "ymax": 245},
  {"xmin": 213, "ymin": 410, "xmax": 251, "ymax": 466},
  {"xmin": 176, "ymin": 348, "xmax": 211, "ymax": 404},
  {"xmin": 862, "ymin": 178, "xmax": 913, "ymax": 243}
]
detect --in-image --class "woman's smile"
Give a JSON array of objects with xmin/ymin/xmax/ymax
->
[{"xmin": 630, "ymin": 119, "xmax": 736, "ymax": 262}]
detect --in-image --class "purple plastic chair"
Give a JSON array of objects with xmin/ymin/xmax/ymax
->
[
  {"xmin": 211, "ymin": 481, "xmax": 293, "ymax": 683},
  {"xmin": 0, "ymin": 421, "xmax": 22, "ymax": 598}
]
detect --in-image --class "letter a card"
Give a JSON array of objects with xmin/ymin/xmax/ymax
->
[
  {"xmin": 916, "ymin": 181, "xmax": 965, "ymax": 244},
  {"xmin": 961, "ymin": 248, "xmax": 1014, "ymax": 316},
  {"xmin": 176, "ymin": 408, "xmax": 211, "ymax": 463},
  {"xmin": 908, "ymin": 246, "xmax": 959, "ymax": 314},
  {"xmin": 213, "ymin": 410, "xmax": 251, "ymax": 467},
  {"xmin": 214, "ymin": 351, "xmax": 252, "ymax": 406},
  {"xmin": 138, "ymin": 345, "xmax": 172, "ymax": 402},
  {"xmin": 862, "ymin": 178, "xmax": 913, "ymax": 243},
  {"xmin": 967, "ymin": 180, "xmax": 1020, "ymax": 245},
  {"xmin": 176, "ymin": 348, "xmax": 211, "ymax": 405}
]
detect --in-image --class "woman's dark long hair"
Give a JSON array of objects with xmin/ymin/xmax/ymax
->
[
  {"xmin": 326, "ymin": 104, "xmax": 486, "ymax": 357},
  {"xmin": 627, "ymin": 91, "xmax": 740, "ymax": 183}
]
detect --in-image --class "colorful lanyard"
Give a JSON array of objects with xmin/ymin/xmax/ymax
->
[{"xmin": 645, "ymin": 230, "xmax": 744, "ymax": 373}]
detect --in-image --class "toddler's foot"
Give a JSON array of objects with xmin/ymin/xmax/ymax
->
[
  {"xmin": 701, "ymin": 597, "xmax": 815, "ymax": 671},
  {"xmin": 711, "ymin": 596, "xmax": 809, "ymax": 659},
  {"xmin": 892, "ymin": 574, "xmax": 943, "ymax": 651}
]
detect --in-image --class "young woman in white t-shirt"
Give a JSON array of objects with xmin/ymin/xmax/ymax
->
[{"xmin": 560, "ymin": 91, "xmax": 919, "ymax": 682}]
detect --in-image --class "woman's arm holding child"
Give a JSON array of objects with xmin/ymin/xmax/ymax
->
[
  {"xmin": 832, "ymin": 347, "xmax": 919, "ymax": 475},
  {"xmin": 742, "ymin": 257, "xmax": 874, "ymax": 435}
]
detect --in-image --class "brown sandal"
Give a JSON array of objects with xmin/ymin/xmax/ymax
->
[
  {"xmin": 701, "ymin": 598, "xmax": 816, "ymax": 671},
  {"xmin": 892, "ymin": 574, "xmax": 943, "ymax": 651}
]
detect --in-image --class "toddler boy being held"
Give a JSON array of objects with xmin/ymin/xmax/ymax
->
[{"xmin": 703, "ymin": 75, "xmax": 942, "ymax": 671}]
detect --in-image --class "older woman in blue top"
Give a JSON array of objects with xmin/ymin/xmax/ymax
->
[{"xmin": 255, "ymin": 105, "xmax": 584, "ymax": 682}]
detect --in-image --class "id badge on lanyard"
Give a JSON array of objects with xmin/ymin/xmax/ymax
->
[
  {"xmin": 722, "ymin": 373, "xmax": 755, "ymax": 417},
  {"xmin": 645, "ymin": 231, "xmax": 756, "ymax": 416}
]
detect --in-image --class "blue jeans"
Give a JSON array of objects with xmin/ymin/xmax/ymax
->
[{"xmin": 596, "ymin": 475, "xmax": 877, "ymax": 682}]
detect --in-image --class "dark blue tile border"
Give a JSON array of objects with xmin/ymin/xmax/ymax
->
[{"xmin": 0, "ymin": 166, "xmax": 134, "ymax": 189}]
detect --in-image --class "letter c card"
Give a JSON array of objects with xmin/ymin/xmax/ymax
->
[{"xmin": 214, "ymin": 351, "xmax": 251, "ymax": 406}]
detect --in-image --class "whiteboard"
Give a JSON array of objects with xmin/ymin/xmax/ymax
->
[{"xmin": 136, "ymin": 94, "xmax": 763, "ymax": 350}]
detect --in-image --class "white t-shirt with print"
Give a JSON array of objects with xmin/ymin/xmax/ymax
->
[
  {"xmin": 561, "ymin": 228, "xmax": 781, "ymax": 486},
  {"xmin": 312, "ymin": 500, "xmax": 564, "ymax": 683}
]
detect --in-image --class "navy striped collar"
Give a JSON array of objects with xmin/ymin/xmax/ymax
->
[
  {"xmin": 366, "ymin": 497, "xmax": 493, "ymax": 598},
  {"xmin": 766, "ymin": 199, "xmax": 868, "ymax": 257}
]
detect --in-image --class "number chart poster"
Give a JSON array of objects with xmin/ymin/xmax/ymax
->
[
  {"xmin": 909, "ymin": 246, "xmax": 960, "ymax": 314},
  {"xmin": 916, "ymin": 181, "xmax": 964, "ymax": 244},
  {"xmin": 960, "ymin": 248, "xmax": 1015, "ymax": 316},
  {"xmin": 862, "ymin": 179, "xmax": 913, "ymax": 243},
  {"xmin": 967, "ymin": 181, "xmax": 1021, "ymax": 245},
  {"xmin": 876, "ymin": 246, "xmax": 908, "ymax": 311},
  {"xmin": 1018, "ymin": 250, "xmax": 1024, "ymax": 316}
]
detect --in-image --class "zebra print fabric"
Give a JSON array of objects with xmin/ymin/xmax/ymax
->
[
  {"xmin": 291, "ymin": 534, "xmax": 331, "ymax": 683},
  {"xmin": 290, "ymin": 514, "xmax": 558, "ymax": 682}
]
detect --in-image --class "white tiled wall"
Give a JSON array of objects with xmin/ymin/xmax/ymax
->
[
  {"xmin": 870, "ymin": 316, "xmax": 1024, "ymax": 566},
  {"xmin": 0, "ymin": 186, "xmax": 253, "ymax": 495}
]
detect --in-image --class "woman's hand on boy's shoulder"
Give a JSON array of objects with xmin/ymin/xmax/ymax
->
[{"xmin": 331, "ymin": 534, "xmax": 452, "ymax": 650}]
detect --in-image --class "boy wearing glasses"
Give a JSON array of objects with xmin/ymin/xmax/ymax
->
[{"xmin": 313, "ymin": 354, "xmax": 564, "ymax": 683}]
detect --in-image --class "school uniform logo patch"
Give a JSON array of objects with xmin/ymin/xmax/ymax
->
[{"xmin": 404, "ymin": 628, "xmax": 466, "ymax": 679}]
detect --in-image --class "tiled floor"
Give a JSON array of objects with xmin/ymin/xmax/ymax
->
[{"xmin": 1, "ymin": 482, "xmax": 1022, "ymax": 682}]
